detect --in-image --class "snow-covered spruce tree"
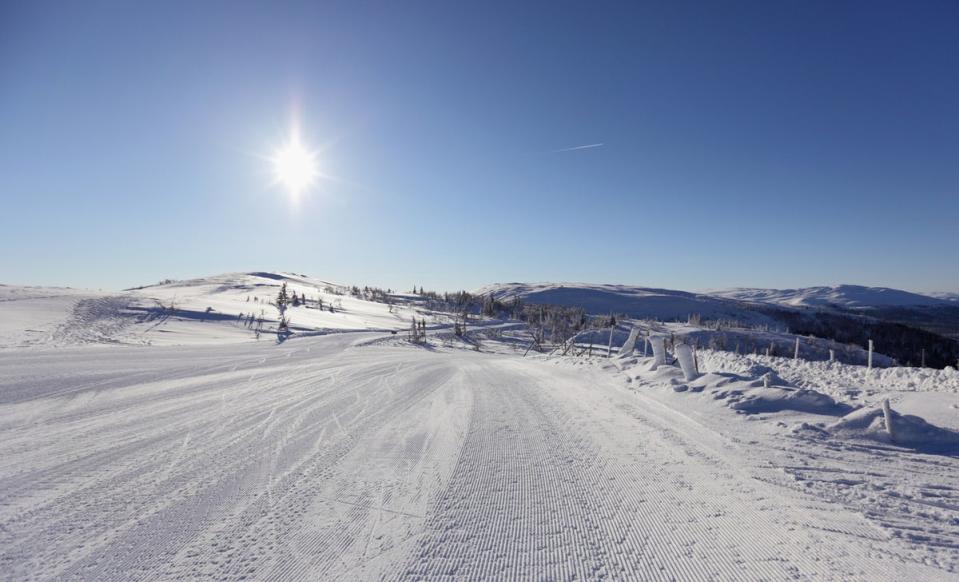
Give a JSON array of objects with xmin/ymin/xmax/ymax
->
[{"xmin": 276, "ymin": 283, "xmax": 290, "ymax": 331}]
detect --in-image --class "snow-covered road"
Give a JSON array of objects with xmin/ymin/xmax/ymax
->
[{"xmin": 0, "ymin": 335, "xmax": 950, "ymax": 580}]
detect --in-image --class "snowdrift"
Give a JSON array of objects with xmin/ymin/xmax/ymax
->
[
  {"xmin": 615, "ymin": 345, "xmax": 959, "ymax": 454},
  {"xmin": 828, "ymin": 405, "xmax": 959, "ymax": 453}
]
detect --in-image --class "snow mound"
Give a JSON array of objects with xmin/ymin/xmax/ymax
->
[
  {"xmin": 828, "ymin": 405, "xmax": 959, "ymax": 452},
  {"xmin": 728, "ymin": 387, "xmax": 852, "ymax": 415}
]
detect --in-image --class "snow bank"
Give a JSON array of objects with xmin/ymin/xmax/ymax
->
[
  {"xmin": 828, "ymin": 405, "xmax": 959, "ymax": 452},
  {"xmin": 727, "ymin": 387, "xmax": 852, "ymax": 415},
  {"xmin": 616, "ymin": 344, "xmax": 959, "ymax": 453},
  {"xmin": 696, "ymin": 349, "xmax": 959, "ymax": 397}
]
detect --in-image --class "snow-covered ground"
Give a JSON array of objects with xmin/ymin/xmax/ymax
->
[
  {"xmin": 0, "ymin": 273, "xmax": 443, "ymax": 348},
  {"xmin": 2, "ymin": 274, "xmax": 958, "ymax": 580},
  {"xmin": 0, "ymin": 285, "xmax": 100, "ymax": 348}
]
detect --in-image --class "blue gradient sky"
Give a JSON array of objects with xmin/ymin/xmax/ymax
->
[{"xmin": 1, "ymin": 1, "xmax": 957, "ymax": 293}]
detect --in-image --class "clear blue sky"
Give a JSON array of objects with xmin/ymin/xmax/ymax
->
[{"xmin": 1, "ymin": 1, "xmax": 956, "ymax": 293}]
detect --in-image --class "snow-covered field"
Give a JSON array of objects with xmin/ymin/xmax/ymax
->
[
  {"xmin": 2, "ymin": 274, "xmax": 958, "ymax": 580},
  {"xmin": 0, "ymin": 274, "xmax": 442, "ymax": 349}
]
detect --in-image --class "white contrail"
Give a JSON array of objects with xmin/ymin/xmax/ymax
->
[{"xmin": 552, "ymin": 142, "xmax": 604, "ymax": 153}]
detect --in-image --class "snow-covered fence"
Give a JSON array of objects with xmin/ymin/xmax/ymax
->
[
  {"xmin": 882, "ymin": 399, "xmax": 896, "ymax": 442},
  {"xmin": 617, "ymin": 327, "xmax": 640, "ymax": 358},
  {"xmin": 674, "ymin": 342, "xmax": 699, "ymax": 381},
  {"xmin": 649, "ymin": 335, "xmax": 667, "ymax": 370}
]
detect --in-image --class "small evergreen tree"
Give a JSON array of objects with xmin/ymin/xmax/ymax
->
[{"xmin": 276, "ymin": 283, "xmax": 290, "ymax": 331}]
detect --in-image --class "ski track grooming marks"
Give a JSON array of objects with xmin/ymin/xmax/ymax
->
[
  {"xmin": 397, "ymin": 358, "xmax": 943, "ymax": 581},
  {"xmin": 0, "ymin": 333, "xmax": 953, "ymax": 580}
]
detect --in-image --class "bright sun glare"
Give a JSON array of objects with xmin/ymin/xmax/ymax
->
[{"xmin": 271, "ymin": 132, "xmax": 319, "ymax": 196}]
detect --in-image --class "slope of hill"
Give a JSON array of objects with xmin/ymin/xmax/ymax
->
[
  {"xmin": 706, "ymin": 285, "xmax": 959, "ymax": 341},
  {"xmin": 708, "ymin": 284, "xmax": 951, "ymax": 309},
  {"xmin": 475, "ymin": 282, "xmax": 775, "ymax": 325},
  {"xmin": 0, "ymin": 285, "xmax": 100, "ymax": 348},
  {"xmin": 0, "ymin": 272, "xmax": 440, "ymax": 348},
  {"xmin": 928, "ymin": 292, "xmax": 959, "ymax": 303}
]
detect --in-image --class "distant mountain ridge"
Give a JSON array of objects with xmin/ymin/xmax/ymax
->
[
  {"xmin": 476, "ymin": 282, "xmax": 959, "ymax": 348},
  {"xmin": 474, "ymin": 282, "xmax": 774, "ymax": 325},
  {"xmin": 477, "ymin": 282, "xmax": 954, "ymax": 314},
  {"xmin": 927, "ymin": 292, "xmax": 959, "ymax": 303},
  {"xmin": 707, "ymin": 284, "xmax": 952, "ymax": 310}
]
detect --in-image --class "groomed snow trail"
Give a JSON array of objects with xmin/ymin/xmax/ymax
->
[{"xmin": 0, "ymin": 336, "xmax": 948, "ymax": 580}]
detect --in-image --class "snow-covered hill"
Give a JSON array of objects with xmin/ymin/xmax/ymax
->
[
  {"xmin": 475, "ymin": 282, "xmax": 775, "ymax": 324},
  {"xmin": 477, "ymin": 281, "xmax": 955, "ymax": 315},
  {"xmin": 0, "ymin": 285, "xmax": 101, "ymax": 348},
  {"xmin": 478, "ymin": 281, "xmax": 959, "ymax": 352},
  {"xmin": 929, "ymin": 291, "xmax": 959, "ymax": 303},
  {"xmin": 708, "ymin": 284, "xmax": 952, "ymax": 310},
  {"xmin": 0, "ymin": 272, "xmax": 440, "ymax": 348}
]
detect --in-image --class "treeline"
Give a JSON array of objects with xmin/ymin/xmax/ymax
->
[
  {"xmin": 348, "ymin": 285, "xmax": 393, "ymax": 304},
  {"xmin": 408, "ymin": 287, "xmax": 596, "ymax": 343},
  {"xmin": 753, "ymin": 305, "xmax": 959, "ymax": 369},
  {"xmin": 409, "ymin": 286, "xmax": 494, "ymax": 316}
]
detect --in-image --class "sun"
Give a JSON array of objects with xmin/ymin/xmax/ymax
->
[{"xmin": 271, "ymin": 132, "xmax": 319, "ymax": 196}]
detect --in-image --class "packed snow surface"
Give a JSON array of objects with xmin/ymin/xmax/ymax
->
[
  {"xmin": 2, "ymin": 273, "xmax": 959, "ymax": 580},
  {"xmin": 3, "ymin": 335, "xmax": 958, "ymax": 580}
]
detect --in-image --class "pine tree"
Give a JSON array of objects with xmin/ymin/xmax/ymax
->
[
  {"xmin": 277, "ymin": 283, "xmax": 290, "ymax": 311},
  {"xmin": 276, "ymin": 283, "xmax": 291, "ymax": 331}
]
